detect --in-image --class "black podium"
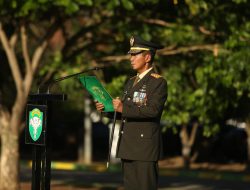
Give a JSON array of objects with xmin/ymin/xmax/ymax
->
[{"xmin": 25, "ymin": 93, "xmax": 67, "ymax": 190}]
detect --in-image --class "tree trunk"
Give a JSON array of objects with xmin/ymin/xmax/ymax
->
[
  {"xmin": 0, "ymin": 128, "xmax": 20, "ymax": 190},
  {"xmin": 182, "ymin": 144, "xmax": 191, "ymax": 168},
  {"xmin": 83, "ymin": 97, "xmax": 92, "ymax": 164},
  {"xmin": 0, "ymin": 93, "xmax": 26, "ymax": 190},
  {"xmin": 180, "ymin": 122, "xmax": 199, "ymax": 169},
  {"xmin": 180, "ymin": 124, "xmax": 190, "ymax": 168},
  {"xmin": 0, "ymin": 22, "xmax": 48, "ymax": 190}
]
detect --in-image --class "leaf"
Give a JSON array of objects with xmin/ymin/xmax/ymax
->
[
  {"xmin": 75, "ymin": 0, "xmax": 93, "ymax": 6},
  {"xmin": 121, "ymin": 0, "xmax": 134, "ymax": 10},
  {"xmin": 66, "ymin": 2, "xmax": 80, "ymax": 14},
  {"xmin": 20, "ymin": 1, "xmax": 37, "ymax": 16}
]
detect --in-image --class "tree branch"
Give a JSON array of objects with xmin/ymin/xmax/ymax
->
[
  {"xmin": 0, "ymin": 22, "xmax": 23, "ymax": 93},
  {"xmin": 23, "ymin": 40, "xmax": 48, "ymax": 95},
  {"xmin": 187, "ymin": 70, "xmax": 198, "ymax": 89},
  {"xmin": 24, "ymin": 18, "xmax": 61, "ymax": 95},
  {"xmin": 29, "ymin": 23, "xmax": 43, "ymax": 39},
  {"xmin": 63, "ymin": 40, "xmax": 92, "ymax": 62},
  {"xmin": 99, "ymin": 55, "xmax": 129, "ymax": 63},
  {"xmin": 143, "ymin": 18, "xmax": 175, "ymax": 27},
  {"xmin": 198, "ymin": 26, "xmax": 221, "ymax": 36},
  {"xmin": 143, "ymin": 19, "xmax": 220, "ymax": 38},
  {"xmin": 21, "ymin": 25, "xmax": 32, "ymax": 76},
  {"xmin": 189, "ymin": 122, "xmax": 199, "ymax": 146},
  {"xmin": 10, "ymin": 32, "xmax": 18, "ymax": 48},
  {"xmin": 32, "ymin": 18, "xmax": 61, "ymax": 73},
  {"xmin": 98, "ymin": 44, "xmax": 221, "ymax": 63},
  {"xmin": 62, "ymin": 21, "xmax": 103, "ymax": 57},
  {"xmin": 180, "ymin": 124, "xmax": 188, "ymax": 144},
  {"xmin": 159, "ymin": 44, "xmax": 220, "ymax": 56}
]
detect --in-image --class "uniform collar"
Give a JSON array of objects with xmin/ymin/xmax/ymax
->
[{"xmin": 137, "ymin": 67, "xmax": 153, "ymax": 81}]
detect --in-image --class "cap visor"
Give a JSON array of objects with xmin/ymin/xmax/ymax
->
[{"xmin": 128, "ymin": 49, "xmax": 144, "ymax": 54}]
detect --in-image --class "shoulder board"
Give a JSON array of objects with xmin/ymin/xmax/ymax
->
[{"xmin": 151, "ymin": 73, "xmax": 162, "ymax": 79}]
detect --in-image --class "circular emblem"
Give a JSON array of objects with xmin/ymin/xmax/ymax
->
[
  {"xmin": 130, "ymin": 36, "xmax": 134, "ymax": 46},
  {"xmin": 29, "ymin": 108, "xmax": 43, "ymax": 141}
]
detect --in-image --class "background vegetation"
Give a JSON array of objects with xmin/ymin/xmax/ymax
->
[{"xmin": 0, "ymin": 0, "xmax": 250, "ymax": 189}]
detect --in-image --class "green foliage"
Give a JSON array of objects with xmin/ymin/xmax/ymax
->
[
  {"xmin": 105, "ymin": 75, "xmax": 127, "ymax": 98},
  {"xmin": 232, "ymin": 0, "xmax": 248, "ymax": 3},
  {"xmin": 163, "ymin": 42, "xmax": 250, "ymax": 134},
  {"xmin": 0, "ymin": 0, "xmax": 93, "ymax": 19},
  {"xmin": 156, "ymin": 0, "xmax": 250, "ymax": 136},
  {"xmin": 39, "ymin": 51, "xmax": 62, "ymax": 76},
  {"xmin": 121, "ymin": 0, "xmax": 134, "ymax": 10},
  {"xmin": 1, "ymin": 0, "xmax": 250, "ymax": 137},
  {"xmin": 185, "ymin": 0, "xmax": 209, "ymax": 15}
]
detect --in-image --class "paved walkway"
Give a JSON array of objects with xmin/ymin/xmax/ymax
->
[{"xmin": 21, "ymin": 167, "xmax": 250, "ymax": 190}]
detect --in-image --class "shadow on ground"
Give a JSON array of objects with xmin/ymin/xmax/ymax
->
[{"xmin": 20, "ymin": 167, "xmax": 250, "ymax": 190}]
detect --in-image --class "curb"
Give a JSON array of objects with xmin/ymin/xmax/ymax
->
[
  {"xmin": 159, "ymin": 169, "xmax": 250, "ymax": 183},
  {"xmin": 21, "ymin": 160, "xmax": 121, "ymax": 172}
]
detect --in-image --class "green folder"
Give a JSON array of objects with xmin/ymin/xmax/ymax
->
[{"xmin": 79, "ymin": 76, "xmax": 114, "ymax": 112}]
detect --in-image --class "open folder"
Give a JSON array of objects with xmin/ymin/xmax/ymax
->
[{"xmin": 79, "ymin": 76, "xmax": 114, "ymax": 112}]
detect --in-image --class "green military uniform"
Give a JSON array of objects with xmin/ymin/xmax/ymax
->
[
  {"xmin": 116, "ymin": 69, "xmax": 167, "ymax": 190},
  {"xmin": 117, "ymin": 70, "xmax": 167, "ymax": 161},
  {"xmin": 112, "ymin": 35, "xmax": 167, "ymax": 190}
]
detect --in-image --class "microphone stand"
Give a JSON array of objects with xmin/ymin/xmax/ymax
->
[{"xmin": 37, "ymin": 67, "xmax": 104, "ymax": 94}]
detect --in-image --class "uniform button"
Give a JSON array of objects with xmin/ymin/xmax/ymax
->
[
  {"xmin": 141, "ymin": 134, "xmax": 144, "ymax": 138},
  {"xmin": 121, "ymin": 131, "xmax": 124, "ymax": 134},
  {"xmin": 127, "ymin": 97, "xmax": 131, "ymax": 101}
]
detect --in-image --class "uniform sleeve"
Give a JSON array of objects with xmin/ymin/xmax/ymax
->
[{"xmin": 122, "ymin": 79, "xmax": 167, "ymax": 119}]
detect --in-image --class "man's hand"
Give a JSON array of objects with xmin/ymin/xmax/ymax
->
[
  {"xmin": 113, "ymin": 97, "xmax": 123, "ymax": 113},
  {"xmin": 95, "ymin": 101, "xmax": 104, "ymax": 112}
]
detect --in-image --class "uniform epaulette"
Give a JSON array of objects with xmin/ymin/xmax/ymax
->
[{"xmin": 151, "ymin": 73, "xmax": 162, "ymax": 79}]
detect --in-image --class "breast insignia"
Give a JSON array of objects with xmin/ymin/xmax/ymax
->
[{"xmin": 151, "ymin": 73, "xmax": 162, "ymax": 79}]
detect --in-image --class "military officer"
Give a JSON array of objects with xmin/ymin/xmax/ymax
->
[{"xmin": 96, "ymin": 35, "xmax": 168, "ymax": 190}]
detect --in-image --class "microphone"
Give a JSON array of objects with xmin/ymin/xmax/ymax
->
[{"xmin": 38, "ymin": 66, "xmax": 105, "ymax": 94}]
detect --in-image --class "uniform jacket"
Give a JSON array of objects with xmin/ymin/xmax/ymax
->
[{"xmin": 116, "ymin": 69, "xmax": 168, "ymax": 161}]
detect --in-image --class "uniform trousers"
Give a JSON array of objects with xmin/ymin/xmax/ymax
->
[{"xmin": 122, "ymin": 159, "xmax": 158, "ymax": 190}]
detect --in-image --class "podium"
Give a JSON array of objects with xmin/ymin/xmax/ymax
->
[{"xmin": 25, "ymin": 93, "xmax": 67, "ymax": 190}]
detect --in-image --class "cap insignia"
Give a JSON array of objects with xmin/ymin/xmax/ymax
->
[
  {"xmin": 130, "ymin": 36, "xmax": 134, "ymax": 46},
  {"xmin": 151, "ymin": 73, "xmax": 162, "ymax": 79}
]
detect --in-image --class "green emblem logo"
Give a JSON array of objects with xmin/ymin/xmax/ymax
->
[{"xmin": 29, "ymin": 108, "xmax": 43, "ymax": 141}]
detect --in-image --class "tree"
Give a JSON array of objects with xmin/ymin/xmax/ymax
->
[
  {"xmin": 101, "ymin": 0, "xmax": 250, "ymax": 167},
  {"xmin": 160, "ymin": 0, "xmax": 250, "ymax": 167},
  {"xmin": 1, "ymin": 1, "xmax": 250, "ymax": 189},
  {"xmin": 67, "ymin": 0, "xmax": 250, "ymax": 169},
  {"xmin": 0, "ymin": 22, "xmax": 50, "ymax": 190},
  {"xmin": 0, "ymin": 1, "xmax": 94, "ymax": 189},
  {"xmin": 0, "ymin": 1, "xmax": 176, "ymax": 189}
]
